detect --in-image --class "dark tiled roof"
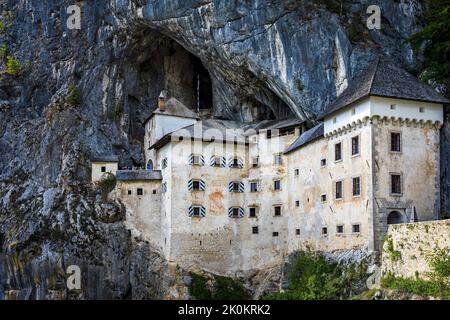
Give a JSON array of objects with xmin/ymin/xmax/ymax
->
[
  {"xmin": 318, "ymin": 56, "xmax": 450, "ymax": 120},
  {"xmin": 145, "ymin": 97, "xmax": 199, "ymax": 124},
  {"xmin": 284, "ymin": 123, "xmax": 324, "ymax": 154},
  {"xmin": 91, "ymin": 155, "xmax": 119, "ymax": 162},
  {"xmin": 116, "ymin": 170, "xmax": 162, "ymax": 181},
  {"xmin": 243, "ymin": 118, "xmax": 305, "ymax": 134}
]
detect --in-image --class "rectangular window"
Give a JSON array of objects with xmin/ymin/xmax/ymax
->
[
  {"xmin": 230, "ymin": 157, "xmax": 241, "ymax": 168},
  {"xmin": 322, "ymin": 227, "xmax": 328, "ymax": 236},
  {"xmin": 321, "ymin": 194, "xmax": 327, "ymax": 202},
  {"xmin": 252, "ymin": 226, "xmax": 259, "ymax": 234},
  {"xmin": 390, "ymin": 104, "xmax": 396, "ymax": 110},
  {"xmin": 231, "ymin": 208, "xmax": 240, "ymax": 217},
  {"xmin": 274, "ymin": 154, "xmax": 283, "ymax": 165},
  {"xmin": 390, "ymin": 132, "xmax": 401, "ymax": 152},
  {"xmin": 192, "ymin": 180, "xmax": 201, "ymax": 191},
  {"xmin": 192, "ymin": 207, "xmax": 201, "ymax": 217},
  {"xmin": 335, "ymin": 142, "xmax": 342, "ymax": 161},
  {"xmin": 419, "ymin": 107, "xmax": 425, "ymax": 113},
  {"xmin": 127, "ymin": 190, "xmax": 132, "ymax": 195},
  {"xmin": 321, "ymin": 158, "xmax": 327, "ymax": 167},
  {"xmin": 249, "ymin": 207, "xmax": 257, "ymax": 218},
  {"xmin": 352, "ymin": 177, "xmax": 361, "ymax": 196},
  {"xmin": 336, "ymin": 225, "xmax": 344, "ymax": 234},
  {"xmin": 274, "ymin": 206, "xmax": 282, "ymax": 216},
  {"xmin": 335, "ymin": 181, "xmax": 343, "ymax": 200},
  {"xmin": 137, "ymin": 188, "xmax": 143, "ymax": 196},
  {"xmin": 213, "ymin": 157, "xmax": 222, "ymax": 167},
  {"xmin": 272, "ymin": 232, "xmax": 279, "ymax": 237},
  {"xmin": 250, "ymin": 182, "xmax": 258, "ymax": 193},
  {"xmin": 351, "ymin": 136, "xmax": 360, "ymax": 156},
  {"xmin": 352, "ymin": 224, "xmax": 361, "ymax": 234},
  {"xmin": 274, "ymin": 180, "xmax": 281, "ymax": 191},
  {"xmin": 296, "ymin": 229, "xmax": 300, "ymax": 235},
  {"xmin": 101, "ymin": 166, "xmax": 106, "ymax": 173},
  {"xmin": 252, "ymin": 157, "xmax": 259, "ymax": 168},
  {"xmin": 192, "ymin": 155, "xmax": 201, "ymax": 165},
  {"xmin": 232, "ymin": 182, "xmax": 240, "ymax": 192},
  {"xmin": 295, "ymin": 200, "xmax": 300, "ymax": 207},
  {"xmin": 266, "ymin": 130, "xmax": 272, "ymax": 139},
  {"xmin": 294, "ymin": 169, "xmax": 300, "ymax": 176},
  {"xmin": 391, "ymin": 174, "xmax": 402, "ymax": 195}
]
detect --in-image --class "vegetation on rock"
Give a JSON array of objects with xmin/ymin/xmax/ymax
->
[
  {"xmin": 409, "ymin": 0, "xmax": 450, "ymax": 94},
  {"xmin": 263, "ymin": 251, "xmax": 367, "ymax": 300},
  {"xmin": 67, "ymin": 84, "xmax": 82, "ymax": 106},
  {"xmin": 189, "ymin": 272, "xmax": 250, "ymax": 300}
]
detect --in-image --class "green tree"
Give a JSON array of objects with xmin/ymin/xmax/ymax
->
[
  {"xmin": 67, "ymin": 84, "xmax": 82, "ymax": 106},
  {"xmin": 409, "ymin": 0, "xmax": 450, "ymax": 94},
  {"xmin": 4, "ymin": 55, "xmax": 21, "ymax": 76}
]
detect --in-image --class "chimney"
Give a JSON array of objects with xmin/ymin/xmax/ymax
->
[{"xmin": 158, "ymin": 90, "xmax": 166, "ymax": 112}]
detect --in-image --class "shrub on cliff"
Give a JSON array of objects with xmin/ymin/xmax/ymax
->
[{"xmin": 67, "ymin": 84, "xmax": 82, "ymax": 106}]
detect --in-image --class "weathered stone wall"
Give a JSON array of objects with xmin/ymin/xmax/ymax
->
[
  {"xmin": 381, "ymin": 220, "xmax": 450, "ymax": 280},
  {"xmin": 287, "ymin": 120, "xmax": 374, "ymax": 252}
]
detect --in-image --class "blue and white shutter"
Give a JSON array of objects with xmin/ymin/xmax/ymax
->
[
  {"xmin": 239, "ymin": 182, "xmax": 244, "ymax": 193},
  {"xmin": 228, "ymin": 181, "xmax": 234, "ymax": 192},
  {"xmin": 161, "ymin": 158, "xmax": 168, "ymax": 169},
  {"xmin": 210, "ymin": 156, "xmax": 216, "ymax": 166},
  {"xmin": 228, "ymin": 207, "xmax": 245, "ymax": 218},
  {"xmin": 162, "ymin": 182, "xmax": 167, "ymax": 193},
  {"xmin": 200, "ymin": 155, "xmax": 205, "ymax": 166},
  {"xmin": 188, "ymin": 179, "xmax": 206, "ymax": 191},
  {"xmin": 228, "ymin": 157, "xmax": 244, "ymax": 168},
  {"xmin": 228, "ymin": 181, "xmax": 244, "ymax": 193},
  {"xmin": 188, "ymin": 206, "xmax": 206, "ymax": 217},
  {"xmin": 188, "ymin": 154, "xmax": 194, "ymax": 165},
  {"xmin": 221, "ymin": 157, "xmax": 226, "ymax": 167}
]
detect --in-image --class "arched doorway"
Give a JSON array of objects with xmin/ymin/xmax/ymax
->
[
  {"xmin": 146, "ymin": 160, "xmax": 154, "ymax": 171},
  {"xmin": 387, "ymin": 211, "xmax": 404, "ymax": 225}
]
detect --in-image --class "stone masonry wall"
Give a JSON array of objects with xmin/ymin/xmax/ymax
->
[{"xmin": 381, "ymin": 220, "xmax": 450, "ymax": 280}]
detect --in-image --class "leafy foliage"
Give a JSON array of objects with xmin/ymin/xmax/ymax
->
[
  {"xmin": 408, "ymin": 0, "xmax": 450, "ymax": 94},
  {"xmin": 67, "ymin": 84, "xmax": 82, "ymax": 106},
  {"xmin": 189, "ymin": 273, "xmax": 250, "ymax": 300},
  {"xmin": 264, "ymin": 252, "xmax": 366, "ymax": 300},
  {"xmin": 381, "ymin": 275, "xmax": 450, "ymax": 299},
  {"xmin": 4, "ymin": 55, "xmax": 21, "ymax": 76}
]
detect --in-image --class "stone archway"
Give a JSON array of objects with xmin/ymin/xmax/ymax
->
[{"xmin": 387, "ymin": 210, "xmax": 405, "ymax": 225}]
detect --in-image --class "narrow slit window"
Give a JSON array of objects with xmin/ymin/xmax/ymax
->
[
  {"xmin": 351, "ymin": 136, "xmax": 360, "ymax": 156},
  {"xmin": 335, "ymin": 181, "xmax": 343, "ymax": 200},
  {"xmin": 352, "ymin": 177, "xmax": 361, "ymax": 196},
  {"xmin": 335, "ymin": 142, "xmax": 342, "ymax": 161}
]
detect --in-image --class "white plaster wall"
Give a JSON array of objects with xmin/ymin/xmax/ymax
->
[
  {"xmin": 118, "ymin": 180, "xmax": 162, "ymax": 248},
  {"xmin": 287, "ymin": 125, "xmax": 374, "ymax": 252},
  {"xmin": 324, "ymin": 97, "xmax": 443, "ymax": 135},
  {"xmin": 91, "ymin": 162, "xmax": 118, "ymax": 182},
  {"xmin": 147, "ymin": 114, "xmax": 197, "ymax": 147}
]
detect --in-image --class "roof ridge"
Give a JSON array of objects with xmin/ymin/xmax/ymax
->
[{"xmin": 367, "ymin": 55, "xmax": 380, "ymax": 94}]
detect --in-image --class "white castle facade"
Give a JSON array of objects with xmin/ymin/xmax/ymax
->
[{"xmin": 91, "ymin": 58, "xmax": 448, "ymax": 275}]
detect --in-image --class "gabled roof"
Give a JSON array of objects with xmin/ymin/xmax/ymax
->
[
  {"xmin": 144, "ymin": 97, "xmax": 199, "ymax": 124},
  {"xmin": 91, "ymin": 155, "xmax": 119, "ymax": 163},
  {"xmin": 284, "ymin": 123, "xmax": 324, "ymax": 154},
  {"xmin": 149, "ymin": 119, "xmax": 248, "ymax": 150},
  {"xmin": 318, "ymin": 56, "xmax": 450, "ymax": 120},
  {"xmin": 116, "ymin": 170, "xmax": 162, "ymax": 181}
]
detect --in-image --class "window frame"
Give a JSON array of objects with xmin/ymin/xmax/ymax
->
[
  {"xmin": 351, "ymin": 135, "xmax": 360, "ymax": 157},
  {"xmin": 334, "ymin": 180, "xmax": 343, "ymax": 200},
  {"xmin": 137, "ymin": 188, "xmax": 144, "ymax": 196},
  {"xmin": 352, "ymin": 224, "xmax": 361, "ymax": 234},
  {"xmin": 274, "ymin": 153, "xmax": 283, "ymax": 166},
  {"xmin": 101, "ymin": 166, "xmax": 106, "ymax": 173},
  {"xmin": 273, "ymin": 179, "xmax": 282, "ymax": 191},
  {"xmin": 252, "ymin": 226, "xmax": 259, "ymax": 234},
  {"xmin": 321, "ymin": 193, "xmax": 327, "ymax": 203},
  {"xmin": 273, "ymin": 205, "xmax": 282, "ymax": 217},
  {"xmin": 389, "ymin": 131, "xmax": 402, "ymax": 153},
  {"xmin": 390, "ymin": 173, "xmax": 403, "ymax": 196},
  {"xmin": 249, "ymin": 206, "xmax": 258, "ymax": 218},
  {"xmin": 336, "ymin": 224, "xmax": 345, "ymax": 235},
  {"xmin": 321, "ymin": 227, "xmax": 328, "ymax": 236},
  {"xmin": 320, "ymin": 158, "xmax": 327, "ymax": 167},
  {"xmin": 250, "ymin": 181, "xmax": 259, "ymax": 193},
  {"xmin": 334, "ymin": 142, "xmax": 343, "ymax": 162},
  {"xmin": 352, "ymin": 176, "xmax": 361, "ymax": 197}
]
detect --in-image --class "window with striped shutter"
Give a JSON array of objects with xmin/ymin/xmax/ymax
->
[
  {"xmin": 162, "ymin": 182, "xmax": 167, "ymax": 193},
  {"xmin": 228, "ymin": 181, "xmax": 244, "ymax": 193},
  {"xmin": 188, "ymin": 179, "xmax": 206, "ymax": 191},
  {"xmin": 210, "ymin": 156, "xmax": 226, "ymax": 167},
  {"xmin": 161, "ymin": 158, "xmax": 168, "ymax": 169},
  {"xmin": 228, "ymin": 207, "xmax": 245, "ymax": 218},
  {"xmin": 229, "ymin": 157, "xmax": 244, "ymax": 169},
  {"xmin": 188, "ymin": 205, "xmax": 206, "ymax": 218},
  {"xmin": 189, "ymin": 154, "xmax": 205, "ymax": 166}
]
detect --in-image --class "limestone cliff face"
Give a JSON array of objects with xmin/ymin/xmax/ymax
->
[{"xmin": 0, "ymin": 0, "xmax": 445, "ymax": 299}]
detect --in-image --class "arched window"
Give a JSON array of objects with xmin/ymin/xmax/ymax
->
[
  {"xmin": 146, "ymin": 160, "xmax": 153, "ymax": 171},
  {"xmin": 387, "ymin": 211, "xmax": 404, "ymax": 225}
]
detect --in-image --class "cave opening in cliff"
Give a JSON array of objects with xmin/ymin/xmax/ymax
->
[{"xmin": 191, "ymin": 55, "xmax": 213, "ymax": 112}]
